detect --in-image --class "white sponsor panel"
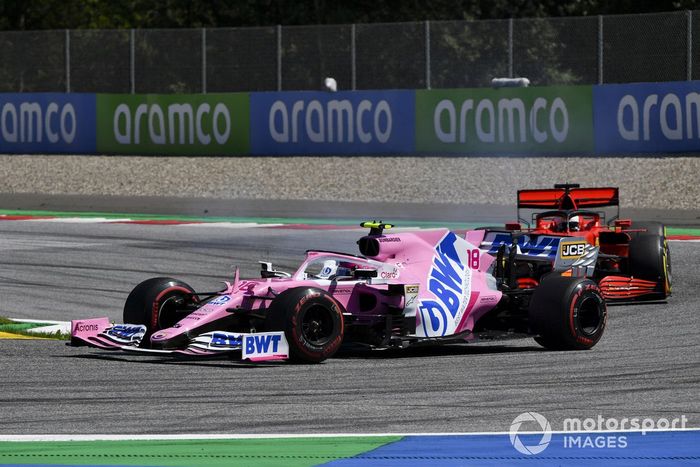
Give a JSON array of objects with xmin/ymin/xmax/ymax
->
[{"xmin": 242, "ymin": 332, "xmax": 289, "ymax": 361}]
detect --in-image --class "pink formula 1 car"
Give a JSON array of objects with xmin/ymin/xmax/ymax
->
[{"xmin": 71, "ymin": 222, "xmax": 608, "ymax": 363}]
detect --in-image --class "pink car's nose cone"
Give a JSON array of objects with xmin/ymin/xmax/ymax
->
[
  {"xmin": 151, "ymin": 327, "xmax": 188, "ymax": 348},
  {"xmin": 151, "ymin": 331, "xmax": 169, "ymax": 341}
]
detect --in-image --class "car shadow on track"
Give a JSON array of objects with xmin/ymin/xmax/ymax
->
[
  {"xmin": 60, "ymin": 338, "xmax": 545, "ymax": 366},
  {"xmin": 61, "ymin": 352, "xmax": 285, "ymax": 369},
  {"xmin": 334, "ymin": 340, "xmax": 545, "ymax": 360}
]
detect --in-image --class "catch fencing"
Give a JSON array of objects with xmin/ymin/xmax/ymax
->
[{"xmin": 0, "ymin": 10, "xmax": 697, "ymax": 93}]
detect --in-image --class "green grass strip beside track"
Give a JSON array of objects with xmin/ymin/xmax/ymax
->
[
  {"xmin": 667, "ymin": 227, "xmax": 700, "ymax": 236},
  {"xmin": 0, "ymin": 318, "xmax": 69, "ymax": 340},
  {"xmin": 0, "ymin": 436, "xmax": 402, "ymax": 467}
]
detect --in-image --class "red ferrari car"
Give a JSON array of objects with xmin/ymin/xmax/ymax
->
[{"xmin": 480, "ymin": 184, "xmax": 671, "ymax": 301}]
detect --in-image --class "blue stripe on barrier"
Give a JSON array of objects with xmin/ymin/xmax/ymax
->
[{"xmin": 324, "ymin": 431, "xmax": 700, "ymax": 466}]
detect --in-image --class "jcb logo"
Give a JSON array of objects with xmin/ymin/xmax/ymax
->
[{"xmin": 561, "ymin": 242, "xmax": 586, "ymax": 258}]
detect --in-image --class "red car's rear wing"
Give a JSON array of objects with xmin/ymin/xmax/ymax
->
[{"xmin": 518, "ymin": 187, "xmax": 619, "ymax": 210}]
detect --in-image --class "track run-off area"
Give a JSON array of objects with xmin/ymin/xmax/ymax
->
[{"xmin": 0, "ymin": 207, "xmax": 698, "ymax": 466}]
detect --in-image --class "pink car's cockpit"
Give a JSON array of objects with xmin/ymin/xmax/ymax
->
[{"xmin": 293, "ymin": 251, "xmax": 388, "ymax": 282}]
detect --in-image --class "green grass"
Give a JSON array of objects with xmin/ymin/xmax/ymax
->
[{"xmin": 0, "ymin": 316, "xmax": 70, "ymax": 340}]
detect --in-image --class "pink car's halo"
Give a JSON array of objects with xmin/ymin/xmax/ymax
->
[{"xmin": 70, "ymin": 222, "xmax": 608, "ymax": 363}]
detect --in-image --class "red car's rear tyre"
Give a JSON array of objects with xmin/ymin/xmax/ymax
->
[
  {"xmin": 628, "ymin": 234, "xmax": 671, "ymax": 298},
  {"xmin": 265, "ymin": 287, "xmax": 344, "ymax": 363},
  {"xmin": 123, "ymin": 277, "xmax": 197, "ymax": 339},
  {"xmin": 529, "ymin": 276, "xmax": 607, "ymax": 350}
]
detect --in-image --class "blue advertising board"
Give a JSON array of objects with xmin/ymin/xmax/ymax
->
[
  {"xmin": 594, "ymin": 81, "xmax": 700, "ymax": 153},
  {"xmin": 0, "ymin": 93, "xmax": 96, "ymax": 153},
  {"xmin": 250, "ymin": 90, "xmax": 415, "ymax": 154}
]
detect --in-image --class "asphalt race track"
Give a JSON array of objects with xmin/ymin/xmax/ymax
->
[{"xmin": 0, "ymin": 220, "xmax": 697, "ymax": 435}]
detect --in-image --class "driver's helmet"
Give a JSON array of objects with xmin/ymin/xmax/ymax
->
[
  {"xmin": 316, "ymin": 260, "xmax": 358, "ymax": 279},
  {"xmin": 568, "ymin": 215, "xmax": 581, "ymax": 232},
  {"xmin": 334, "ymin": 261, "xmax": 359, "ymax": 278},
  {"xmin": 552, "ymin": 218, "xmax": 567, "ymax": 232},
  {"xmin": 316, "ymin": 260, "xmax": 339, "ymax": 279}
]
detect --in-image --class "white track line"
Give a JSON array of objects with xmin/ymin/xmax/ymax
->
[
  {"xmin": 181, "ymin": 222, "xmax": 283, "ymax": 228},
  {"xmin": 24, "ymin": 218, "xmax": 133, "ymax": 223}
]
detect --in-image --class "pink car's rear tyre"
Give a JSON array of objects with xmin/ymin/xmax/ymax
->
[{"xmin": 528, "ymin": 276, "xmax": 607, "ymax": 350}]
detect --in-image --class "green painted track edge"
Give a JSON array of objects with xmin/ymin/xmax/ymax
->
[{"xmin": 0, "ymin": 436, "xmax": 402, "ymax": 467}]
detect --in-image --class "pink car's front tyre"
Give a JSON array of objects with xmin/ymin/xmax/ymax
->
[
  {"xmin": 123, "ymin": 277, "xmax": 198, "ymax": 343},
  {"xmin": 265, "ymin": 287, "xmax": 345, "ymax": 363}
]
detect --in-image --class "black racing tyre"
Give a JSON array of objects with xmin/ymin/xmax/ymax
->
[
  {"xmin": 529, "ymin": 276, "xmax": 607, "ymax": 350},
  {"xmin": 628, "ymin": 234, "xmax": 672, "ymax": 298},
  {"xmin": 123, "ymin": 277, "xmax": 198, "ymax": 339},
  {"xmin": 265, "ymin": 287, "xmax": 344, "ymax": 363}
]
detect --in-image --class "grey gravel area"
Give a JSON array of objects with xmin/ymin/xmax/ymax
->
[{"xmin": 0, "ymin": 155, "xmax": 698, "ymax": 209}]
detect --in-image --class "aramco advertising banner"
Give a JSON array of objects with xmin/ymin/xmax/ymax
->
[
  {"xmin": 594, "ymin": 80, "xmax": 700, "ymax": 153},
  {"xmin": 249, "ymin": 90, "xmax": 415, "ymax": 154},
  {"xmin": 0, "ymin": 93, "xmax": 96, "ymax": 153},
  {"xmin": 96, "ymin": 93, "xmax": 250, "ymax": 155},
  {"xmin": 7, "ymin": 81, "xmax": 700, "ymax": 156},
  {"xmin": 415, "ymin": 86, "xmax": 594, "ymax": 154}
]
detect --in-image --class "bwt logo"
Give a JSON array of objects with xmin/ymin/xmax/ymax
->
[
  {"xmin": 245, "ymin": 334, "xmax": 283, "ymax": 354},
  {"xmin": 210, "ymin": 332, "xmax": 241, "ymax": 347},
  {"xmin": 509, "ymin": 412, "xmax": 552, "ymax": 455},
  {"xmin": 418, "ymin": 232, "xmax": 468, "ymax": 337},
  {"xmin": 268, "ymin": 99, "xmax": 393, "ymax": 144}
]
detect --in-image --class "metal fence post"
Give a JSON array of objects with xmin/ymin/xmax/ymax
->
[
  {"xmin": 351, "ymin": 24, "xmax": 356, "ymax": 90},
  {"xmin": 508, "ymin": 18, "xmax": 513, "ymax": 78},
  {"xmin": 202, "ymin": 28, "xmax": 207, "ymax": 93},
  {"xmin": 65, "ymin": 29, "xmax": 71, "ymax": 92},
  {"xmin": 688, "ymin": 11, "xmax": 693, "ymax": 81},
  {"xmin": 277, "ymin": 25, "xmax": 282, "ymax": 91},
  {"xmin": 425, "ymin": 20, "xmax": 431, "ymax": 89},
  {"xmin": 598, "ymin": 15, "xmax": 603, "ymax": 84},
  {"xmin": 130, "ymin": 29, "xmax": 135, "ymax": 94}
]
